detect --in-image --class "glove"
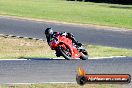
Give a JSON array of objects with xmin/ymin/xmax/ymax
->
[{"xmin": 61, "ymin": 32, "xmax": 67, "ymax": 36}]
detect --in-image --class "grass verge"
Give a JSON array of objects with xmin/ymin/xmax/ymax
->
[
  {"xmin": 0, "ymin": 83, "xmax": 122, "ymax": 88},
  {"xmin": 0, "ymin": 0, "xmax": 132, "ymax": 29},
  {"xmin": 0, "ymin": 36, "xmax": 132, "ymax": 59}
]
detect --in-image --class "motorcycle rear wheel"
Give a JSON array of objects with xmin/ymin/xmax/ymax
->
[{"xmin": 80, "ymin": 50, "xmax": 88, "ymax": 60}]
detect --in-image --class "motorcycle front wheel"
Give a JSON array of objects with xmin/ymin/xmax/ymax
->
[{"xmin": 58, "ymin": 45, "xmax": 73, "ymax": 60}]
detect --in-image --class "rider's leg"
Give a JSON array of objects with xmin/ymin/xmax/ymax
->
[{"xmin": 67, "ymin": 33, "xmax": 82, "ymax": 46}]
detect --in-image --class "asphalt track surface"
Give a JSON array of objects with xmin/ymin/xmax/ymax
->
[
  {"xmin": 0, "ymin": 57, "xmax": 132, "ymax": 85},
  {"xmin": 0, "ymin": 16, "xmax": 132, "ymax": 49}
]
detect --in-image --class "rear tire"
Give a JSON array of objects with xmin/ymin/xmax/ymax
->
[
  {"xmin": 80, "ymin": 50, "xmax": 88, "ymax": 60},
  {"xmin": 58, "ymin": 45, "xmax": 73, "ymax": 60}
]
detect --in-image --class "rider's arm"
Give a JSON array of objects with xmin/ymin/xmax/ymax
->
[
  {"xmin": 48, "ymin": 32, "xmax": 60, "ymax": 45},
  {"xmin": 61, "ymin": 32, "xmax": 67, "ymax": 36}
]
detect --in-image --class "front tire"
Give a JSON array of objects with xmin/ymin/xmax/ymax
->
[{"xmin": 58, "ymin": 45, "xmax": 73, "ymax": 60}]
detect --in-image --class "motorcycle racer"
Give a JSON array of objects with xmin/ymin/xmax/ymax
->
[
  {"xmin": 44, "ymin": 27, "xmax": 88, "ymax": 60},
  {"xmin": 45, "ymin": 27, "xmax": 82, "ymax": 47}
]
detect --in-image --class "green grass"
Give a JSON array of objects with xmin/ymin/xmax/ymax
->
[
  {"xmin": 88, "ymin": 45, "xmax": 132, "ymax": 57},
  {"xmin": 0, "ymin": 0, "xmax": 132, "ymax": 29},
  {"xmin": 0, "ymin": 36, "xmax": 132, "ymax": 59}
]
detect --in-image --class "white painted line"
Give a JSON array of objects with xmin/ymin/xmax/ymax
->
[
  {"xmin": 16, "ymin": 36, "xmax": 21, "ymax": 38},
  {"xmin": 53, "ymin": 56, "xmax": 127, "ymax": 60},
  {"xmin": 52, "ymin": 58, "xmax": 80, "ymax": 60},
  {"xmin": 0, "ymin": 56, "xmax": 127, "ymax": 61},
  {"xmin": 51, "ymin": 58, "xmax": 65, "ymax": 59},
  {"xmin": 24, "ymin": 37, "xmax": 28, "ymax": 39},
  {"xmin": 33, "ymin": 38, "xmax": 37, "ymax": 40},
  {"xmin": 38, "ymin": 39, "xmax": 43, "ymax": 41},
  {"xmin": 89, "ymin": 56, "xmax": 127, "ymax": 59},
  {"xmin": 0, "ymin": 34, "xmax": 5, "ymax": 36},
  {"xmin": 0, "ymin": 59, "xmax": 27, "ymax": 61},
  {"xmin": 8, "ymin": 35, "xmax": 14, "ymax": 37}
]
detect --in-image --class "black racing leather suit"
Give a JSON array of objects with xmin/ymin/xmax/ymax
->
[{"xmin": 46, "ymin": 32, "xmax": 81, "ymax": 46}]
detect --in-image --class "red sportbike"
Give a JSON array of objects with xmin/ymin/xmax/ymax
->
[{"xmin": 49, "ymin": 35, "xmax": 88, "ymax": 60}]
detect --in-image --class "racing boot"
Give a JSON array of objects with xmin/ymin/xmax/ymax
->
[
  {"xmin": 75, "ymin": 41, "xmax": 82, "ymax": 47},
  {"xmin": 72, "ymin": 37, "xmax": 82, "ymax": 47}
]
